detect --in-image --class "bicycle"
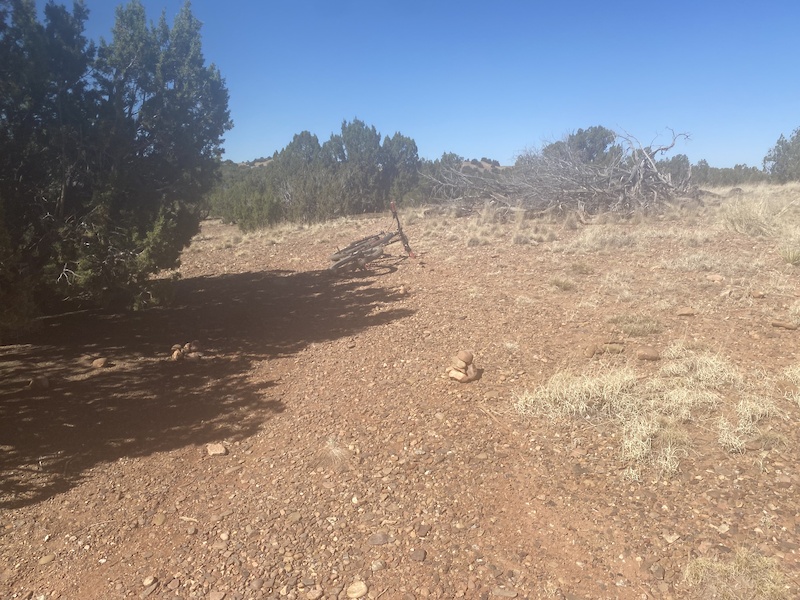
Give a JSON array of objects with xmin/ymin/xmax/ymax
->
[{"xmin": 328, "ymin": 201, "xmax": 415, "ymax": 273}]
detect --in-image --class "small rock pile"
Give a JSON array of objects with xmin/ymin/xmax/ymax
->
[
  {"xmin": 170, "ymin": 340, "xmax": 204, "ymax": 361},
  {"xmin": 448, "ymin": 350, "xmax": 479, "ymax": 383}
]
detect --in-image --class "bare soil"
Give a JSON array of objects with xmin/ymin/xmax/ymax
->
[{"xmin": 2, "ymin": 206, "xmax": 800, "ymax": 600}]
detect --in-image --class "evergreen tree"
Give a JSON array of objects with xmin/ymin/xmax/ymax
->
[
  {"xmin": 0, "ymin": 0, "xmax": 231, "ymax": 318},
  {"xmin": 764, "ymin": 129, "xmax": 800, "ymax": 183}
]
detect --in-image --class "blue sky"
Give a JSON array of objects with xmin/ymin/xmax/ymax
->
[{"xmin": 74, "ymin": 0, "xmax": 800, "ymax": 167}]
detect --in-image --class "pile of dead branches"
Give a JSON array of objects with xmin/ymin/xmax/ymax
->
[{"xmin": 424, "ymin": 130, "xmax": 696, "ymax": 216}]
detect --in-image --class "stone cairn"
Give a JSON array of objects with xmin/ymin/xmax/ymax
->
[
  {"xmin": 170, "ymin": 340, "xmax": 204, "ymax": 361},
  {"xmin": 448, "ymin": 350, "xmax": 479, "ymax": 383}
]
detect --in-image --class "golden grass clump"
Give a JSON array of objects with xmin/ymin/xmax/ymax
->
[
  {"xmin": 683, "ymin": 547, "xmax": 789, "ymax": 600},
  {"xmin": 608, "ymin": 313, "xmax": 661, "ymax": 337},
  {"xmin": 513, "ymin": 341, "xmax": 781, "ymax": 476},
  {"xmin": 513, "ymin": 367, "xmax": 639, "ymax": 420}
]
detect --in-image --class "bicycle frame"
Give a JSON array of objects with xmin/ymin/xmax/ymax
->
[{"xmin": 328, "ymin": 202, "xmax": 414, "ymax": 272}]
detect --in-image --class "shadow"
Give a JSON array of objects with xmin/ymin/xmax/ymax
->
[{"xmin": 0, "ymin": 268, "xmax": 414, "ymax": 508}]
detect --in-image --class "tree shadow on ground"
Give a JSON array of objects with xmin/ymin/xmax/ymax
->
[{"xmin": 0, "ymin": 269, "xmax": 413, "ymax": 508}]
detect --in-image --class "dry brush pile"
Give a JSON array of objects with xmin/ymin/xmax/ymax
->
[{"xmin": 424, "ymin": 130, "xmax": 696, "ymax": 216}]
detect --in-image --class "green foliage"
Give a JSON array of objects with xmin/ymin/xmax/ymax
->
[
  {"xmin": 691, "ymin": 159, "xmax": 768, "ymax": 187},
  {"xmin": 0, "ymin": 0, "xmax": 231, "ymax": 322},
  {"xmin": 0, "ymin": 199, "xmax": 36, "ymax": 341},
  {"xmin": 207, "ymin": 120, "xmax": 421, "ymax": 227},
  {"xmin": 540, "ymin": 126, "xmax": 622, "ymax": 165},
  {"xmin": 657, "ymin": 154, "xmax": 691, "ymax": 186},
  {"xmin": 764, "ymin": 128, "xmax": 800, "ymax": 183}
]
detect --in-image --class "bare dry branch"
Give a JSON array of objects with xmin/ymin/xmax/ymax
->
[{"xmin": 424, "ymin": 130, "xmax": 694, "ymax": 215}]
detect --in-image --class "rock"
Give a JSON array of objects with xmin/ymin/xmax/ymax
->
[
  {"xmin": 171, "ymin": 349, "xmax": 183, "ymax": 361},
  {"xmin": 416, "ymin": 523, "xmax": 432, "ymax": 538},
  {"xmin": 452, "ymin": 358, "xmax": 469, "ymax": 371},
  {"xmin": 457, "ymin": 350, "xmax": 474, "ymax": 364},
  {"xmin": 37, "ymin": 554, "xmax": 55, "ymax": 566},
  {"xmin": 346, "ymin": 581, "xmax": 368, "ymax": 599},
  {"xmin": 208, "ymin": 592, "xmax": 226, "ymax": 600},
  {"xmin": 171, "ymin": 344, "xmax": 183, "ymax": 352},
  {"xmin": 750, "ymin": 290, "xmax": 766, "ymax": 299},
  {"xmin": 466, "ymin": 363, "xmax": 479, "ymax": 381},
  {"xmin": 676, "ymin": 307, "xmax": 696, "ymax": 316},
  {"xmin": 140, "ymin": 582, "xmax": 158, "ymax": 599},
  {"xmin": 772, "ymin": 320, "xmax": 798, "ymax": 330},
  {"xmin": 584, "ymin": 344, "xmax": 598, "ymax": 358},
  {"xmin": 448, "ymin": 369, "xmax": 469, "ymax": 382},
  {"xmin": 206, "ymin": 443, "xmax": 228, "ymax": 456},
  {"xmin": 636, "ymin": 346, "xmax": 660, "ymax": 361},
  {"xmin": 306, "ymin": 588, "xmax": 324, "ymax": 600},
  {"xmin": 371, "ymin": 560, "xmax": 386, "ymax": 572},
  {"xmin": 650, "ymin": 563, "xmax": 665, "ymax": 580},
  {"xmin": 185, "ymin": 352, "xmax": 203, "ymax": 361},
  {"xmin": 410, "ymin": 548, "xmax": 427, "ymax": 562},
  {"xmin": 91, "ymin": 357, "xmax": 108, "ymax": 368},
  {"xmin": 368, "ymin": 531, "xmax": 390, "ymax": 546},
  {"xmin": 491, "ymin": 587, "xmax": 518, "ymax": 598},
  {"xmin": 142, "ymin": 576, "xmax": 157, "ymax": 586},
  {"xmin": 249, "ymin": 578, "xmax": 264, "ymax": 590},
  {"xmin": 188, "ymin": 340, "xmax": 203, "ymax": 352},
  {"xmin": 662, "ymin": 532, "xmax": 680, "ymax": 544},
  {"xmin": 151, "ymin": 513, "xmax": 166, "ymax": 526},
  {"xmin": 706, "ymin": 274, "xmax": 725, "ymax": 283}
]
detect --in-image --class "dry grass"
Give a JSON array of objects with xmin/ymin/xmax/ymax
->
[
  {"xmin": 608, "ymin": 313, "xmax": 661, "ymax": 337},
  {"xmin": 718, "ymin": 184, "xmax": 800, "ymax": 241},
  {"xmin": 513, "ymin": 366, "xmax": 639, "ymax": 420},
  {"xmin": 314, "ymin": 438, "xmax": 352, "ymax": 472},
  {"xmin": 569, "ymin": 261, "xmax": 594, "ymax": 275},
  {"xmin": 514, "ymin": 341, "xmax": 779, "ymax": 477},
  {"xmin": 558, "ymin": 225, "xmax": 637, "ymax": 253},
  {"xmin": 683, "ymin": 547, "xmax": 789, "ymax": 600},
  {"xmin": 599, "ymin": 270, "xmax": 635, "ymax": 303},
  {"xmin": 659, "ymin": 342, "xmax": 742, "ymax": 388},
  {"xmin": 779, "ymin": 243, "xmax": 800, "ymax": 266},
  {"xmin": 549, "ymin": 277, "xmax": 576, "ymax": 292},
  {"xmin": 722, "ymin": 197, "xmax": 778, "ymax": 237},
  {"xmin": 667, "ymin": 251, "xmax": 723, "ymax": 273}
]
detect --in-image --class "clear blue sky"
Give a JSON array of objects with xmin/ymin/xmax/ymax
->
[{"xmin": 73, "ymin": 0, "xmax": 800, "ymax": 167}]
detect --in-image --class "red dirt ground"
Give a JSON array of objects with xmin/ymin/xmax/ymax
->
[{"xmin": 2, "ymin": 206, "xmax": 800, "ymax": 599}]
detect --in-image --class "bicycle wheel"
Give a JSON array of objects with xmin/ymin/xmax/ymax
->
[
  {"xmin": 328, "ymin": 246, "xmax": 384, "ymax": 272},
  {"xmin": 329, "ymin": 234, "xmax": 384, "ymax": 261}
]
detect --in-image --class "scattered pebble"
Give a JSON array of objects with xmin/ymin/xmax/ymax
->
[
  {"xmin": 206, "ymin": 443, "xmax": 228, "ymax": 456},
  {"xmin": 346, "ymin": 581, "xmax": 368, "ymax": 599}
]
